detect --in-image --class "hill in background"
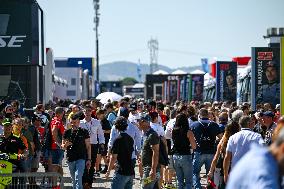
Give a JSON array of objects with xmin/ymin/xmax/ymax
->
[{"xmin": 100, "ymin": 61, "xmax": 202, "ymax": 81}]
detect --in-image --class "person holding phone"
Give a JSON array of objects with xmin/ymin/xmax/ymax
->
[{"xmin": 62, "ymin": 113, "xmax": 91, "ymax": 189}]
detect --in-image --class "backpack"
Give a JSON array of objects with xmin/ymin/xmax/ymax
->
[{"xmin": 199, "ymin": 121, "xmax": 215, "ymax": 152}]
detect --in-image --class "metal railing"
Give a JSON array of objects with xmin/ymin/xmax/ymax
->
[{"xmin": 0, "ymin": 172, "xmax": 63, "ymax": 189}]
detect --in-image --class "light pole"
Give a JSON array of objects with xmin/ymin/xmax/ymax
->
[{"xmin": 93, "ymin": 0, "xmax": 100, "ymax": 95}]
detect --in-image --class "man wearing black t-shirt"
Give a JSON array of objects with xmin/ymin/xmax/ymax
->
[
  {"xmin": 62, "ymin": 113, "xmax": 91, "ymax": 189},
  {"xmin": 105, "ymin": 116, "xmax": 134, "ymax": 189},
  {"xmin": 138, "ymin": 114, "xmax": 160, "ymax": 189}
]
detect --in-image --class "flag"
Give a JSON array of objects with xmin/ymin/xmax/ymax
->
[
  {"xmin": 201, "ymin": 58, "xmax": 209, "ymax": 73},
  {"xmin": 137, "ymin": 61, "xmax": 142, "ymax": 82}
]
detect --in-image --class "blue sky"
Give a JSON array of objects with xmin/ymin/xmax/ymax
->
[{"xmin": 37, "ymin": 0, "xmax": 284, "ymax": 68}]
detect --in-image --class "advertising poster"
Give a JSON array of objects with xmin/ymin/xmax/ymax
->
[
  {"xmin": 280, "ymin": 38, "xmax": 284, "ymax": 115},
  {"xmin": 0, "ymin": 1, "xmax": 44, "ymax": 65},
  {"xmin": 216, "ymin": 61, "xmax": 237, "ymax": 102},
  {"xmin": 251, "ymin": 47, "xmax": 280, "ymax": 110},
  {"xmin": 189, "ymin": 74, "xmax": 204, "ymax": 102}
]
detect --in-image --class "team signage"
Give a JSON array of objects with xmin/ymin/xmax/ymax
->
[
  {"xmin": 251, "ymin": 47, "xmax": 280, "ymax": 110},
  {"xmin": 280, "ymin": 38, "xmax": 284, "ymax": 115},
  {"xmin": 189, "ymin": 74, "xmax": 204, "ymax": 102},
  {"xmin": 216, "ymin": 61, "xmax": 237, "ymax": 102},
  {"xmin": 0, "ymin": 35, "xmax": 27, "ymax": 47},
  {"xmin": 0, "ymin": 1, "xmax": 44, "ymax": 65}
]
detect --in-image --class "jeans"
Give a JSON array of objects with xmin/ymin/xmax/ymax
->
[
  {"xmin": 111, "ymin": 171, "xmax": 134, "ymax": 189},
  {"xmin": 83, "ymin": 144, "xmax": 98, "ymax": 185},
  {"xmin": 192, "ymin": 152, "xmax": 214, "ymax": 189},
  {"xmin": 173, "ymin": 154, "xmax": 193, "ymax": 189},
  {"xmin": 67, "ymin": 159, "xmax": 86, "ymax": 189}
]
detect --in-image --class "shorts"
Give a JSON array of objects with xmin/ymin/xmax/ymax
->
[
  {"xmin": 98, "ymin": 143, "xmax": 107, "ymax": 156},
  {"xmin": 50, "ymin": 149, "xmax": 64, "ymax": 165},
  {"xmin": 91, "ymin": 144, "xmax": 99, "ymax": 161}
]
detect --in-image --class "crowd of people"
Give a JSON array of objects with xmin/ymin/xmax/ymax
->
[{"xmin": 0, "ymin": 99, "xmax": 284, "ymax": 189}]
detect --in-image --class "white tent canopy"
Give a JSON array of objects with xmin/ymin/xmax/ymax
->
[
  {"xmin": 172, "ymin": 69, "xmax": 187, "ymax": 74},
  {"xmin": 153, "ymin": 70, "xmax": 169, "ymax": 75},
  {"xmin": 190, "ymin": 69, "xmax": 205, "ymax": 75},
  {"xmin": 96, "ymin": 92, "xmax": 122, "ymax": 104}
]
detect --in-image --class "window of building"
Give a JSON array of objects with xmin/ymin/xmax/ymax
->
[
  {"xmin": 66, "ymin": 90, "xmax": 76, "ymax": 96},
  {"xmin": 71, "ymin": 78, "xmax": 76, "ymax": 86}
]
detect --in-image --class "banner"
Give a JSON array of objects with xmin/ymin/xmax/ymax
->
[
  {"xmin": 189, "ymin": 74, "xmax": 204, "ymax": 102},
  {"xmin": 216, "ymin": 61, "xmax": 237, "ymax": 102},
  {"xmin": 251, "ymin": 47, "xmax": 280, "ymax": 110},
  {"xmin": 0, "ymin": 1, "xmax": 44, "ymax": 65},
  {"xmin": 280, "ymin": 38, "xmax": 284, "ymax": 115}
]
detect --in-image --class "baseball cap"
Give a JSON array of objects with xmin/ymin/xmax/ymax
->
[
  {"xmin": 119, "ymin": 107, "xmax": 129, "ymax": 118},
  {"xmin": 263, "ymin": 111, "xmax": 274, "ymax": 117},
  {"xmin": 276, "ymin": 104, "xmax": 280, "ymax": 111},
  {"xmin": 2, "ymin": 118, "xmax": 12, "ymax": 126}
]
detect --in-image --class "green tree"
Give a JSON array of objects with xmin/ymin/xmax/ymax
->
[{"xmin": 121, "ymin": 77, "xmax": 138, "ymax": 86}]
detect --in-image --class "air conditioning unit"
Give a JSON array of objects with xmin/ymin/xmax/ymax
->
[
  {"xmin": 267, "ymin": 28, "xmax": 278, "ymax": 37},
  {"xmin": 278, "ymin": 28, "xmax": 284, "ymax": 36}
]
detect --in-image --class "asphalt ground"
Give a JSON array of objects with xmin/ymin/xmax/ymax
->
[{"xmin": 38, "ymin": 157, "xmax": 207, "ymax": 188}]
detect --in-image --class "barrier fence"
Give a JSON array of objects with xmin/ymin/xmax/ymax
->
[{"xmin": 0, "ymin": 172, "xmax": 63, "ymax": 189}]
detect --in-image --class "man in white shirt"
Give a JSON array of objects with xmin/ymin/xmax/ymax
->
[
  {"xmin": 223, "ymin": 115, "xmax": 264, "ymax": 183},
  {"xmin": 80, "ymin": 105, "xmax": 105, "ymax": 188},
  {"xmin": 149, "ymin": 111, "xmax": 165, "ymax": 137}
]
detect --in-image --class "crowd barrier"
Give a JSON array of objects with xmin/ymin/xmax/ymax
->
[{"xmin": 0, "ymin": 172, "xmax": 63, "ymax": 189}]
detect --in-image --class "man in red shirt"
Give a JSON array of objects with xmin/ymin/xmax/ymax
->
[{"xmin": 49, "ymin": 107, "xmax": 65, "ymax": 175}]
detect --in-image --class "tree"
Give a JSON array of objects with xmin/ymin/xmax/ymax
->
[{"xmin": 121, "ymin": 77, "xmax": 138, "ymax": 86}]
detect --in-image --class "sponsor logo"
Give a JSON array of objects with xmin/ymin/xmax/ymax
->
[{"xmin": 0, "ymin": 35, "xmax": 26, "ymax": 48}]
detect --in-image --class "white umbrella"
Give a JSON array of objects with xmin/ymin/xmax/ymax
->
[{"xmin": 96, "ymin": 92, "xmax": 122, "ymax": 104}]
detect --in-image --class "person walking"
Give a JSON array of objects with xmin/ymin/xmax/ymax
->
[
  {"xmin": 138, "ymin": 114, "xmax": 160, "ymax": 189},
  {"xmin": 105, "ymin": 116, "xmax": 135, "ymax": 189},
  {"xmin": 190, "ymin": 108, "xmax": 222, "ymax": 189},
  {"xmin": 172, "ymin": 113, "xmax": 196, "ymax": 189},
  {"xmin": 80, "ymin": 105, "xmax": 105, "ymax": 188},
  {"xmin": 226, "ymin": 127, "xmax": 284, "ymax": 189},
  {"xmin": 108, "ymin": 107, "xmax": 142, "ymax": 175},
  {"xmin": 49, "ymin": 107, "xmax": 65, "ymax": 175},
  {"xmin": 208, "ymin": 121, "xmax": 240, "ymax": 189},
  {"xmin": 223, "ymin": 115, "xmax": 264, "ymax": 183},
  {"xmin": 62, "ymin": 113, "xmax": 91, "ymax": 189}
]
